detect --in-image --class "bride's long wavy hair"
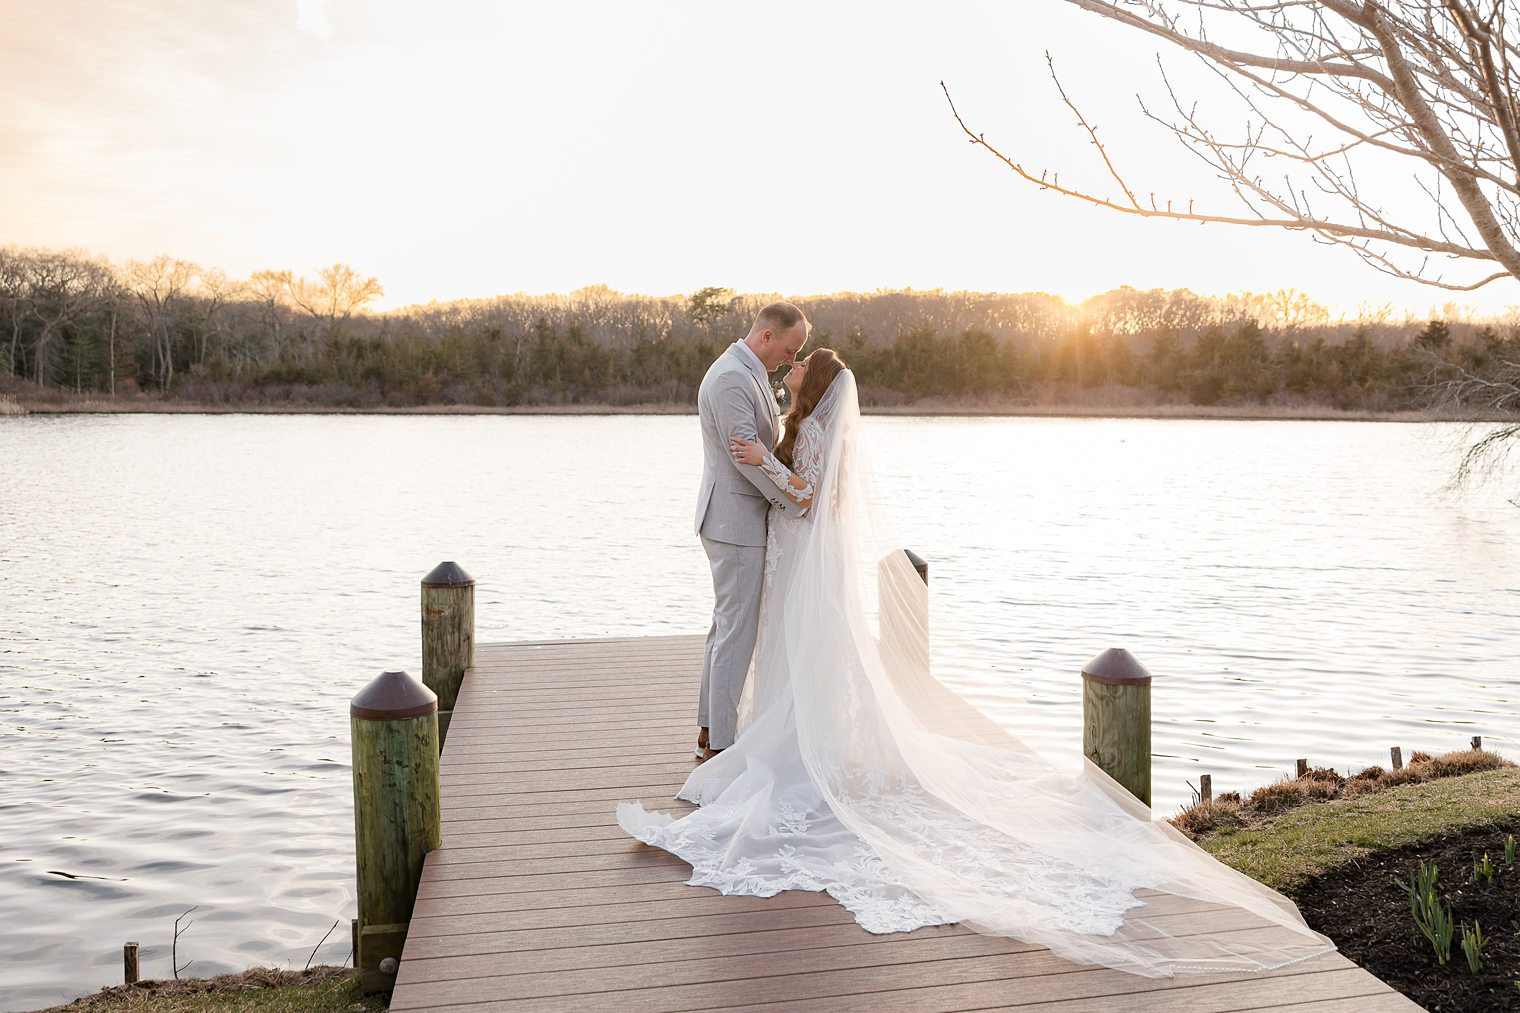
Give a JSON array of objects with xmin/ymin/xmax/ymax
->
[{"xmin": 775, "ymin": 348, "xmax": 846, "ymax": 470}]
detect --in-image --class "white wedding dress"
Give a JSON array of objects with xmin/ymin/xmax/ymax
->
[{"xmin": 617, "ymin": 370, "xmax": 1335, "ymax": 977}]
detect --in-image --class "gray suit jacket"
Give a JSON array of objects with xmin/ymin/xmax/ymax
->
[{"xmin": 695, "ymin": 345, "xmax": 804, "ymax": 546}]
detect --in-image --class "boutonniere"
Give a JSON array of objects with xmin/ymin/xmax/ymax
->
[{"xmin": 773, "ymin": 385, "xmax": 790, "ymax": 409}]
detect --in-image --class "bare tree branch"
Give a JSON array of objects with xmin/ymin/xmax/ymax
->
[
  {"xmin": 940, "ymin": 79, "xmax": 1502, "ymax": 269},
  {"xmin": 172, "ymin": 905, "xmax": 198, "ymax": 980},
  {"xmin": 950, "ymin": 0, "xmax": 1520, "ymax": 291},
  {"xmin": 947, "ymin": 0, "xmax": 1520, "ymax": 486}
]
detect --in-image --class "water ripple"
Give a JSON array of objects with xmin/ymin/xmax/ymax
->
[{"xmin": 0, "ymin": 413, "xmax": 1516, "ymax": 1010}]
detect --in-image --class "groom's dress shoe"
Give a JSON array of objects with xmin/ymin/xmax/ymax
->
[
  {"xmin": 695, "ymin": 727, "xmax": 709, "ymax": 759},
  {"xmin": 696, "ymin": 745, "xmax": 725, "ymax": 763}
]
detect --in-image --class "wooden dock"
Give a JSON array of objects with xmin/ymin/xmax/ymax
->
[{"xmin": 389, "ymin": 635, "xmax": 1420, "ymax": 1012}]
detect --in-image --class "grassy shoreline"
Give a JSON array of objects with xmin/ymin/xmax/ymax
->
[
  {"xmin": 1190, "ymin": 764, "xmax": 1520, "ymax": 1011},
  {"xmin": 36, "ymin": 966, "xmax": 384, "ymax": 1012},
  {"xmin": 4, "ymin": 393, "xmax": 1513, "ymax": 423},
  {"xmin": 1195, "ymin": 765, "xmax": 1520, "ymax": 893}
]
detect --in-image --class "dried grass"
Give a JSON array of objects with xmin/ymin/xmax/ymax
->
[
  {"xmin": 1425, "ymin": 748, "xmax": 1506, "ymax": 778},
  {"xmin": 1245, "ymin": 778, "xmax": 1312, "ymax": 817},
  {"xmin": 1172, "ymin": 797, "xmax": 1246, "ymax": 837},
  {"xmin": 1200, "ymin": 766, "xmax": 1520, "ymax": 893},
  {"xmin": 38, "ymin": 966, "xmax": 382, "ymax": 1012},
  {"xmin": 1169, "ymin": 747, "xmax": 1515, "ymax": 840}
]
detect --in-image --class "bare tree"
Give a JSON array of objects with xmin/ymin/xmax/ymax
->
[
  {"xmin": 126, "ymin": 255, "xmax": 199, "ymax": 391},
  {"xmin": 103, "ymin": 285, "xmax": 122, "ymax": 396},
  {"xmin": 288, "ymin": 263, "xmax": 383, "ymax": 351},
  {"xmin": 193, "ymin": 268, "xmax": 235, "ymax": 369},
  {"xmin": 28, "ymin": 251, "xmax": 105, "ymax": 386},
  {"xmin": 0, "ymin": 248, "xmax": 31, "ymax": 378},
  {"xmin": 1421, "ymin": 328, "xmax": 1520, "ymax": 489},
  {"xmin": 945, "ymin": 0, "xmax": 1520, "ymax": 476},
  {"xmin": 248, "ymin": 269, "xmax": 295, "ymax": 364},
  {"xmin": 172, "ymin": 905, "xmax": 197, "ymax": 979}
]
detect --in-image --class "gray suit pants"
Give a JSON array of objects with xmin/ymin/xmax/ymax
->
[{"xmin": 697, "ymin": 535, "xmax": 766, "ymax": 750}]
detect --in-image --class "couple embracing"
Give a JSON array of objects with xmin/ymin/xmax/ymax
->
[{"xmin": 616, "ymin": 302, "xmax": 1335, "ymax": 977}]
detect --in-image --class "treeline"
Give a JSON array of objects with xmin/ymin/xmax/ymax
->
[{"xmin": 1, "ymin": 245, "xmax": 1515, "ymax": 411}]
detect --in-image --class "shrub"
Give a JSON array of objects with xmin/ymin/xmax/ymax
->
[
  {"xmin": 1297, "ymin": 777, "xmax": 1343, "ymax": 804},
  {"xmin": 1343, "ymin": 777, "xmax": 1385, "ymax": 798},
  {"xmin": 1172, "ymin": 798, "xmax": 1245, "ymax": 838},
  {"xmin": 1381, "ymin": 765, "xmax": 1429, "ymax": 788},
  {"xmin": 1171, "ymin": 748, "xmax": 1515, "ymax": 838},
  {"xmin": 1246, "ymin": 779, "xmax": 1311, "ymax": 816},
  {"xmin": 1302, "ymin": 765, "xmax": 1345, "ymax": 785},
  {"xmin": 1427, "ymin": 749, "xmax": 1506, "ymax": 778}
]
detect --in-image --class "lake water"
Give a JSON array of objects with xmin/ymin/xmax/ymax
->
[{"xmin": 1, "ymin": 413, "xmax": 1516, "ymax": 1010}]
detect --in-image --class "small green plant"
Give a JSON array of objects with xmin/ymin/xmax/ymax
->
[
  {"xmin": 1469, "ymin": 852, "xmax": 1496, "ymax": 885},
  {"xmin": 1505, "ymin": 833, "xmax": 1515, "ymax": 866},
  {"xmin": 1395, "ymin": 860, "xmax": 1455, "ymax": 965},
  {"xmin": 1461, "ymin": 921, "xmax": 1487, "ymax": 973}
]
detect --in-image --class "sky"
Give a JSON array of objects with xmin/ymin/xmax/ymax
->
[{"xmin": 3, "ymin": 0, "xmax": 1516, "ymax": 317}]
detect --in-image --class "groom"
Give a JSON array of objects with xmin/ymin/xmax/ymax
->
[{"xmin": 693, "ymin": 301, "xmax": 810, "ymax": 761}]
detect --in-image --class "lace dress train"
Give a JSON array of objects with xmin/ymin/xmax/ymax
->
[{"xmin": 617, "ymin": 373, "xmax": 1336, "ymax": 977}]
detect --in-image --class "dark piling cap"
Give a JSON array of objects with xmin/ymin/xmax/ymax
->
[
  {"xmin": 351, "ymin": 671, "xmax": 438, "ymax": 719},
  {"xmin": 1082, "ymin": 648, "xmax": 1152, "ymax": 686},
  {"xmin": 422, "ymin": 561, "xmax": 475, "ymax": 588},
  {"xmin": 903, "ymin": 549, "xmax": 928, "ymax": 584}
]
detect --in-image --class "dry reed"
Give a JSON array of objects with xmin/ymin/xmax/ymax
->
[{"xmin": 1170, "ymin": 748, "xmax": 1512, "ymax": 839}]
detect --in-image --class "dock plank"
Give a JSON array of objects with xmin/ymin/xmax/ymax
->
[{"xmin": 391, "ymin": 635, "xmax": 1415, "ymax": 1012}]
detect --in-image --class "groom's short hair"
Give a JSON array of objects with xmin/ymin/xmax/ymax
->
[{"xmin": 752, "ymin": 301, "xmax": 807, "ymax": 336}]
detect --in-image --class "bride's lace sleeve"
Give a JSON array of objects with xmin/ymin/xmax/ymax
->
[{"xmin": 757, "ymin": 419, "xmax": 824, "ymax": 514}]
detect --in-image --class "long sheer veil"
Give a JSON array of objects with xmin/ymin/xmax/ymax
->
[{"xmin": 774, "ymin": 368, "xmax": 1334, "ymax": 976}]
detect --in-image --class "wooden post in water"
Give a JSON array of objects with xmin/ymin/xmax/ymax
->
[
  {"xmin": 421, "ymin": 562, "xmax": 475, "ymax": 744},
  {"xmin": 1081, "ymin": 648, "xmax": 1152, "ymax": 808},
  {"xmin": 1296, "ymin": 758, "xmax": 1309, "ymax": 778},
  {"xmin": 1391, "ymin": 746, "xmax": 1403, "ymax": 770},
  {"xmin": 123, "ymin": 942, "xmax": 139, "ymax": 984},
  {"xmin": 1199, "ymin": 774, "xmax": 1212, "ymax": 804},
  {"xmin": 350, "ymin": 670, "xmax": 441, "ymax": 993},
  {"xmin": 877, "ymin": 549, "xmax": 929, "ymax": 675},
  {"xmin": 903, "ymin": 548, "xmax": 929, "ymax": 584},
  {"xmin": 1472, "ymin": 735, "xmax": 1483, "ymax": 751}
]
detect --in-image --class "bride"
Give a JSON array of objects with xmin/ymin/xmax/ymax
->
[{"xmin": 616, "ymin": 349, "xmax": 1335, "ymax": 977}]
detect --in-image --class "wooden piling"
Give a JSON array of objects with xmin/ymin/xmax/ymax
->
[
  {"xmin": 903, "ymin": 548, "xmax": 928, "ymax": 583},
  {"xmin": 389, "ymin": 633, "xmax": 1414, "ymax": 1010},
  {"xmin": 1391, "ymin": 746, "xmax": 1403, "ymax": 770},
  {"xmin": 350, "ymin": 670, "xmax": 441, "ymax": 993},
  {"xmin": 1472, "ymin": 735, "xmax": 1483, "ymax": 751},
  {"xmin": 421, "ymin": 562, "xmax": 475, "ymax": 743},
  {"xmin": 1199, "ymin": 773, "xmax": 1212, "ymax": 804},
  {"xmin": 877, "ymin": 549, "xmax": 929, "ymax": 676},
  {"xmin": 123, "ymin": 942, "xmax": 139, "ymax": 984},
  {"xmin": 1296, "ymin": 758, "xmax": 1308, "ymax": 778},
  {"xmin": 1081, "ymin": 648, "xmax": 1152, "ymax": 807}
]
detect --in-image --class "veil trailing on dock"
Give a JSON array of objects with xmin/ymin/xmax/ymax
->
[{"xmin": 622, "ymin": 369, "xmax": 1335, "ymax": 977}]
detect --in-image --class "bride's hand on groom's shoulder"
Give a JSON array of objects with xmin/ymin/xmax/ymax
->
[{"xmin": 730, "ymin": 437, "xmax": 765, "ymax": 467}]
